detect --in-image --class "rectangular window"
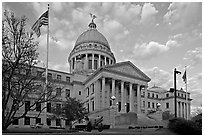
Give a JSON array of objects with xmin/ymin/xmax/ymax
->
[
  {"xmin": 37, "ymin": 71, "xmax": 42, "ymax": 77},
  {"xmin": 12, "ymin": 117, "xmax": 19, "ymax": 125},
  {"xmin": 152, "ymin": 93, "xmax": 154, "ymax": 98},
  {"xmin": 92, "ymin": 100, "xmax": 94, "ymax": 111},
  {"xmin": 56, "ymin": 103, "xmax": 61, "ymax": 112},
  {"xmin": 79, "ymin": 91, "xmax": 81, "ymax": 95},
  {"xmin": 118, "ymin": 102, "xmax": 121, "ymax": 112},
  {"xmin": 156, "ymin": 94, "xmax": 159, "ymax": 98},
  {"xmin": 56, "ymin": 119, "xmax": 61, "ymax": 126},
  {"xmin": 87, "ymin": 103, "xmax": 89, "ymax": 113},
  {"xmin": 148, "ymin": 93, "xmax": 150, "ymax": 98},
  {"xmin": 48, "ymin": 73, "xmax": 52, "ymax": 79},
  {"xmin": 148, "ymin": 102, "xmax": 150, "ymax": 108},
  {"xmin": 36, "ymin": 118, "xmax": 41, "ymax": 124},
  {"xmin": 166, "ymin": 93, "xmax": 169, "ymax": 98},
  {"xmin": 87, "ymin": 88, "xmax": 89, "ymax": 96},
  {"xmin": 25, "ymin": 101, "xmax": 30, "ymax": 111},
  {"xmin": 57, "ymin": 74, "xmax": 61, "ymax": 80},
  {"xmin": 56, "ymin": 88, "xmax": 61, "ymax": 96},
  {"xmin": 143, "ymin": 101, "xmax": 145, "ymax": 107},
  {"xmin": 47, "ymin": 103, "xmax": 51, "ymax": 113},
  {"xmin": 24, "ymin": 117, "xmax": 30, "ymax": 125},
  {"xmin": 94, "ymin": 60, "xmax": 97, "ymax": 69},
  {"xmin": 88, "ymin": 59, "xmax": 92, "ymax": 69},
  {"xmin": 66, "ymin": 89, "xmax": 70, "ymax": 97},
  {"xmin": 36, "ymin": 102, "xmax": 41, "ymax": 111},
  {"xmin": 92, "ymin": 84, "xmax": 94, "ymax": 94},
  {"xmin": 66, "ymin": 76, "xmax": 70, "ymax": 82},
  {"xmin": 47, "ymin": 118, "xmax": 51, "ymax": 126},
  {"xmin": 152, "ymin": 102, "xmax": 155, "ymax": 108},
  {"xmin": 166, "ymin": 103, "xmax": 169, "ymax": 108}
]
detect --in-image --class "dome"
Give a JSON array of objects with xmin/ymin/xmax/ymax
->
[{"xmin": 74, "ymin": 22, "xmax": 110, "ymax": 49}]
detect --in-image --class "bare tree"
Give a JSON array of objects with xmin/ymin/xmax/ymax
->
[{"xmin": 2, "ymin": 10, "xmax": 56, "ymax": 130}]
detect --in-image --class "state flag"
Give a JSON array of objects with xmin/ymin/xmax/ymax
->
[{"xmin": 182, "ymin": 70, "xmax": 187, "ymax": 83}]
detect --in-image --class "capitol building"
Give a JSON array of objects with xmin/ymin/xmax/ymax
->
[{"xmin": 9, "ymin": 19, "xmax": 192, "ymax": 129}]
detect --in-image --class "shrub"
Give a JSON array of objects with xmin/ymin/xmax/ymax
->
[{"xmin": 168, "ymin": 118, "xmax": 202, "ymax": 135}]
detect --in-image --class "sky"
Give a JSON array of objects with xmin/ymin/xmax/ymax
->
[{"xmin": 2, "ymin": 2, "xmax": 202, "ymax": 113}]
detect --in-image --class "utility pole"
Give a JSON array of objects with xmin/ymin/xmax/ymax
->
[{"xmin": 174, "ymin": 68, "xmax": 181, "ymax": 118}]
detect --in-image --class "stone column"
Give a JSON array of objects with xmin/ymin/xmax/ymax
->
[
  {"xmin": 105, "ymin": 56, "xmax": 107, "ymax": 66},
  {"xmin": 89, "ymin": 96, "xmax": 91, "ymax": 112},
  {"xmin": 94, "ymin": 81, "xmax": 98, "ymax": 111},
  {"xmin": 186, "ymin": 102, "xmax": 189, "ymax": 120},
  {"xmin": 102, "ymin": 77, "xmax": 105, "ymax": 108},
  {"xmin": 121, "ymin": 81, "xmax": 125, "ymax": 113},
  {"xmin": 112, "ymin": 79, "xmax": 115, "ymax": 98},
  {"xmin": 137, "ymin": 84, "xmax": 141, "ymax": 113},
  {"xmin": 85, "ymin": 54, "xmax": 88, "ymax": 70},
  {"xmin": 129, "ymin": 83, "xmax": 134, "ymax": 112},
  {"xmin": 92, "ymin": 53, "xmax": 94, "ymax": 70},
  {"xmin": 98, "ymin": 54, "xmax": 101, "ymax": 68},
  {"xmin": 144, "ymin": 86, "xmax": 148, "ymax": 113}
]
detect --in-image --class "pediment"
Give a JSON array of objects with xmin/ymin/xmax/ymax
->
[{"xmin": 104, "ymin": 61, "xmax": 151, "ymax": 82}]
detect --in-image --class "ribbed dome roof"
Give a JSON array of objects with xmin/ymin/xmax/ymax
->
[{"xmin": 74, "ymin": 21, "xmax": 110, "ymax": 49}]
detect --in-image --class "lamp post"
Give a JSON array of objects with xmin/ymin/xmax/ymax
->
[
  {"xmin": 174, "ymin": 68, "xmax": 181, "ymax": 118},
  {"xmin": 111, "ymin": 96, "xmax": 116, "ymax": 128}
]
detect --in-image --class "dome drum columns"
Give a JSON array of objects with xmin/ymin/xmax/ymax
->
[{"xmin": 69, "ymin": 53, "xmax": 115, "ymax": 73}]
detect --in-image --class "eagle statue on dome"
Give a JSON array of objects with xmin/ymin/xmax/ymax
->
[{"xmin": 89, "ymin": 13, "xmax": 97, "ymax": 22}]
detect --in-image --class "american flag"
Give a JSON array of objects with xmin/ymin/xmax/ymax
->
[{"xmin": 31, "ymin": 10, "xmax": 48, "ymax": 37}]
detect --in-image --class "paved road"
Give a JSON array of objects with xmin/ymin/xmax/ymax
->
[{"xmin": 3, "ymin": 128, "xmax": 176, "ymax": 135}]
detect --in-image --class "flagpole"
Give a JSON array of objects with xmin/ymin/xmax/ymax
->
[
  {"xmin": 44, "ymin": 4, "xmax": 49, "ymax": 128},
  {"xmin": 185, "ymin": 66, "xmax": 188, "ymax": 120}
]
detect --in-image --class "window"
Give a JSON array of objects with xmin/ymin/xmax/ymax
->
[
  {"xmin": 92, "ymin": 84, "xmax": 94, "ymax": 94},
  {"xmin": 94, "ymin": 60, "xmax": 97, "ymax": 69},
  {"xmin": 56, "ymin": 88, "xmax": 61, "ymax": 96},
  {"xmin": 24, "ymin": 117, "xmax": 30, "ymax": 125},
  {"xmin": 57, "ymin": 74, "xmax": 61, "ymax": 80},
  {"xmin": 92, "ymin": 100, "xmax": 94, "ymax": 111},
  {"xmin": 37, "ymin": 71, "xmax": 42, "ymax": 77},
  {"xmin": 36, "ymin": 118, "xmax": 41, "ymax": 124},
  {"xmin": 66, "ymin": 89, "xmax": 70, "ymax": 97},
  {"xmin": 166, "ymin": 93, "xmax": 169, "ymax": 98},
  {"xmin": 148, "ymin": 102, "xmax": 150, "ymax": 108},
  {"xmin": 88, "ymin": 59, "xmax": 92, "ymax": 69},
  {"xmin": 48, "ymin": 73, "xmax": 52, "ymax": 79},
  {"xmin": 181, "ymin": 94, "xmax": 183, "ymax": 97},
  {"xmin": 87, "ymin": 103, "xmax": 89, "ymax": 113},
  {"xmin": 25, "ymin": 101, "xmax": 30, "ymax": 111},
  {"xmin": 36, "ymin": 102, "xmax": 41, "ymax": 111},
  {"xmin": 56, "ymin": 104, "xmax": 61, "ymax": 111},
  {"xmin": 47, "ymin": 103, "xmax": 51, "ymax": 113},
  {"xmin": 178, "ymin": 93, "xmax": 180, "ymax": 97},
  {"xmin": 143, "ymin": 101, "xmax": 145, "ymax": 107},
  {"xmin": 143, "ymin": 91, "xmax": 145, "ymax": 96},
  {"xmin": 118, "ymin": 102, "xmax": 121, "ymax": 112},
  {"xmin": 56, "ymin": 119, "xmax": 61, "ymax": 126},
  {"xmin": 66, "ymin": 76, "xmax": 70, "ymax": 82},
  {"xmin": 47, "ymin": 118, "xmax": 51, "ymax": 126},
  {"xmin": 87, "ymin": 88, "xmax": 89, "ymax": 96},
  {"xmin": 156, "ymin": 94, "xmax": 159, "ymax": 98},
  {"xmin": 152, "ymin": 102, "xmax": 155, "ymax": 108},
  {"xmin": 152, "ymin": 93, "xmax": 154, "ymax": 98},
  {"xmin": 12, "ymin": 117, "xmax": 19, "ymax": 125},
  {"xmin": 148, "ymin": 93, "xmax": 150, "ymax": 98},
  {"xmin": 166, "ymin": 103, "xmax": 169, "ymax": 108},
  {"xmin": 79, "ymin": 91, "xmax": 81, "ymax": 95}
]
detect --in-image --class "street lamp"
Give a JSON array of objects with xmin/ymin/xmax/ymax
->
[
  {"xmin": 110, "ymin": 96, "xmax": 116, "ymax": 128},
  {"xmin": 174, "ymin": 68, "xmax": 181, "ymax": 118}
]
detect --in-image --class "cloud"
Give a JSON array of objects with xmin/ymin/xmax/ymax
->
[
  {"xmin": 163, "ymin": 2, "xmax": 202, "ymax": 30},
  {"xmin": 144, "ymin": 67, "xmax": 173, "ymax": 89},
  {"xmin": 140, "ymin": 3, "xmax": 158, "ymax": 24},
  {"xmin": 183, "ymin": 47, "xmax": 202, "ymax": 66},
  {"xmin": 131, "ymin": 39, "xmax": 179, "ymax": 60}
]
